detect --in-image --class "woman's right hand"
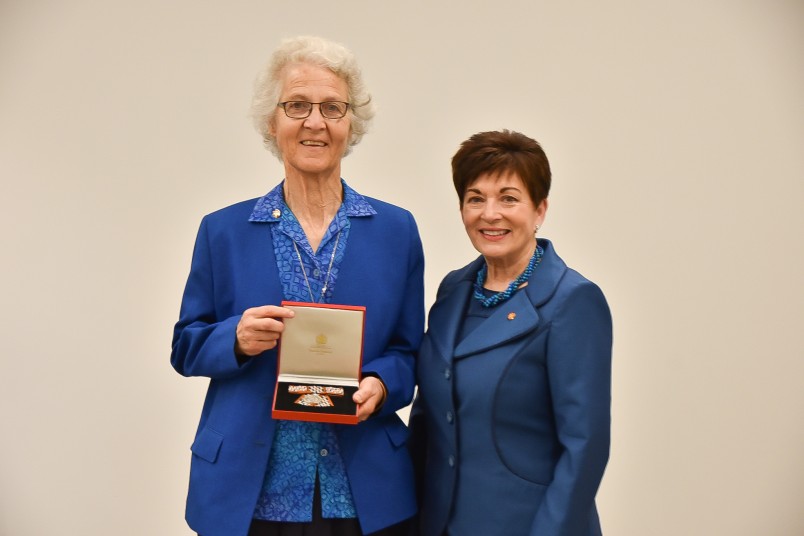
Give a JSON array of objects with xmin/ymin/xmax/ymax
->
[{"xmin": 235, "ymin": 305, "xmax": 295, "ymax": 356}]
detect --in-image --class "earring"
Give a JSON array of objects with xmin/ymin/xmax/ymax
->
[{"xmin": 534, "ymin": 224, "xmax": 540, "ymax": 238}]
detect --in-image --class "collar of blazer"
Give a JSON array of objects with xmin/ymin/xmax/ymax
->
[{"xmin": 428, "ymin": 239, "xmax": 568, "ymax": 361}]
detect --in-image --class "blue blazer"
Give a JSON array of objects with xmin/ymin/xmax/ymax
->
[
  {"xmin": 410, "ymin": 239, "xmax": 612, "ymax": 536},
  {"xmin": 171, "ymin": 195, "xmax": 424, "ymax": 536}
]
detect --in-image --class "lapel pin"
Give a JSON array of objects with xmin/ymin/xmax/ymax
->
[
  {"xmin": 271, "ymin": 209, "xmax": 281, "ymax": 219},
  {"xmin": 507, "ymin": 312, "xmax": 516, "ymax": 320}
]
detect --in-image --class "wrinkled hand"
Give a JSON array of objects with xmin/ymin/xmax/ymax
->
[
  {"xmin": 353, "ymin": 376, "xmax": 387, "ymax": 422},
  {"xmin": 235, "ymin": 305, "xmax": 295, "ymax": 356}
]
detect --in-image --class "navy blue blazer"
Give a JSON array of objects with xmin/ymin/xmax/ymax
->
[
  {"xmin": 410, "ymin": 239, "xmax": 612, "ymax": 536},
  {"xmin": 171, "ymin": 194, "xmax": 424, "ymax": 536}
]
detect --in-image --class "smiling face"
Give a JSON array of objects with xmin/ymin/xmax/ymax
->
[
  {"xmin": 270, "ymin": 62, "xmax": 351, "ymax": 181},
  {"xmin": 461, "ymin": 171, "xmax": 548, "ymax": 271}
]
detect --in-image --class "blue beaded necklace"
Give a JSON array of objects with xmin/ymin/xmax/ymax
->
[{"xmin": 473, "ymin": 244, "xmax": 544, "ymax": 308}]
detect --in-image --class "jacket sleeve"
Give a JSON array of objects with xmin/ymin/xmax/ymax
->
[
  {"xmin": 530, "ymin": 280, "xmax": 612, "ymax": 535},
  {"xmin": 170, "ymin": 217, "xmax": 254, "ymax": 379},
  {"xmin": 361, "ymin": 211, "xmax": 425, "ymax": 415}
]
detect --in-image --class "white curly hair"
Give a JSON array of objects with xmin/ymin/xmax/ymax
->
[{"xmin": 250, "ymin": 35, "xmax": 376, "ymax": 158}]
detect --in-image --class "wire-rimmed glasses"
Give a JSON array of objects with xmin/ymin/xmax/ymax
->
[{"xmin": 277, "ymin": 101, "xmax": 350, "ymax": 119}]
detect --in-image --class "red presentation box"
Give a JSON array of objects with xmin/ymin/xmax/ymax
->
[{"xmin": 272, "ymin": 301, "xmax": 366, "ymax": 425}]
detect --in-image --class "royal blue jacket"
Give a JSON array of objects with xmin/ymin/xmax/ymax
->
[
  {"xmin": 410, "ymin": 239, "xmax": 612, "ymax": 536},
  {"xmin": 171, "ymin": 194, "xmax": 424, "ymax": 536}
]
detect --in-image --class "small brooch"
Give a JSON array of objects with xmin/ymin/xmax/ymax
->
[
  {"xmin": 271, "ymin": 209, "xmax": 281, "ymax": 219},
  {"xmin": 507, "ymin": 312, "xmax": 516, "ymax": 320}
]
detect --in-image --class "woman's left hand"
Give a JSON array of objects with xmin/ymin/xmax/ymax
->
[{"xmin": 353, "ymin": 376, "xmax": 387, "ymax": 421}]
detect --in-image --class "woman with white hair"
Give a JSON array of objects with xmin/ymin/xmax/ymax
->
[{"xmin": 172, "ymin": 36, "xmax": 423, "ymax": 536}]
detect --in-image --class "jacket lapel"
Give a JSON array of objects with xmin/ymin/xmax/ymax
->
[
  {"xmin": 426, "ymin": 239, "xmax": 568, "ymax": 363},
  {"xmin": 453, "ymin": 289, "xmax": 540, "ymax": 359},
  {"xmin": 449, "ymin": 239, "xmax": 568, "ymax": 360},
  {"xmin": 427, "ymin": 277, "xmax": 473, "ymax": 364},
  {"xmin": 523, "ymin": 239, "xmax": 567, "ymax": 307}
]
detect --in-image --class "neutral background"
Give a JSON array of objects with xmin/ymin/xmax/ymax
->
[{"xmin": 2, "ymin": 1, "xmax": 802, "ymax": 535}]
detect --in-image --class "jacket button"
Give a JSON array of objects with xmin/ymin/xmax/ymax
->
[
  {"xmin": 446, "ymin": 411, "xmax": 454, "ymax": 424},
  {"xmin": 320, "ymin": 449, "xmax": 328, "ymax": 457},
  {"xmin": 444, "ymin": 369, "xmax": 451, "ymax": 380},
  {"xmin": 448, "ymin": 455, "xmax": 455, "ymax": 467}
]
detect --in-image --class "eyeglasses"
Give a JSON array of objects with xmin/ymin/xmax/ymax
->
[{"xmin": 277, "ymin": 101, "xmax": 350, "ymax": 119}]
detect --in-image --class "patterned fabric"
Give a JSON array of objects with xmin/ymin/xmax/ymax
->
[{"xmin": 251, "ymin": 179, "xmax": 375, "ymax": 522}]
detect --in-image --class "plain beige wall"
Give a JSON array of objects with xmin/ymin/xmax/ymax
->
[{"xmin": 2, "ymin": 1, "xmax": 803, "ymax": 534}]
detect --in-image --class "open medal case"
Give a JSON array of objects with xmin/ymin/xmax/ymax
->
[{"xmin": 272, "ymin": 301, "xmax": 366, "ymax": 425}]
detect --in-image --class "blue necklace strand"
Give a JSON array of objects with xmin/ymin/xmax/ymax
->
[{"xmin": 473, "ymin": 244, "xmax": 544, "ymax": 308}]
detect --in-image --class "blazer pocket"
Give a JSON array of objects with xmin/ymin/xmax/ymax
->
[
  {"xmin": 191, "ymin": 426, "xmax": 223, "ymax": 463},
  {"xmin": 383, "ymin": 415, "xmax": 410, "ymax": 448}
]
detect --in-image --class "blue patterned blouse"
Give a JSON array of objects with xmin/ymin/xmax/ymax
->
[{"xmin": 249, "ymin": 180, "xmax": 376, "ymax": 522}]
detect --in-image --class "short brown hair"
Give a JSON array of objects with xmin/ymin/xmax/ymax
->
[{"xmin": 452, "ymin": 130, "xmax": 551, "ymax": 206}]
